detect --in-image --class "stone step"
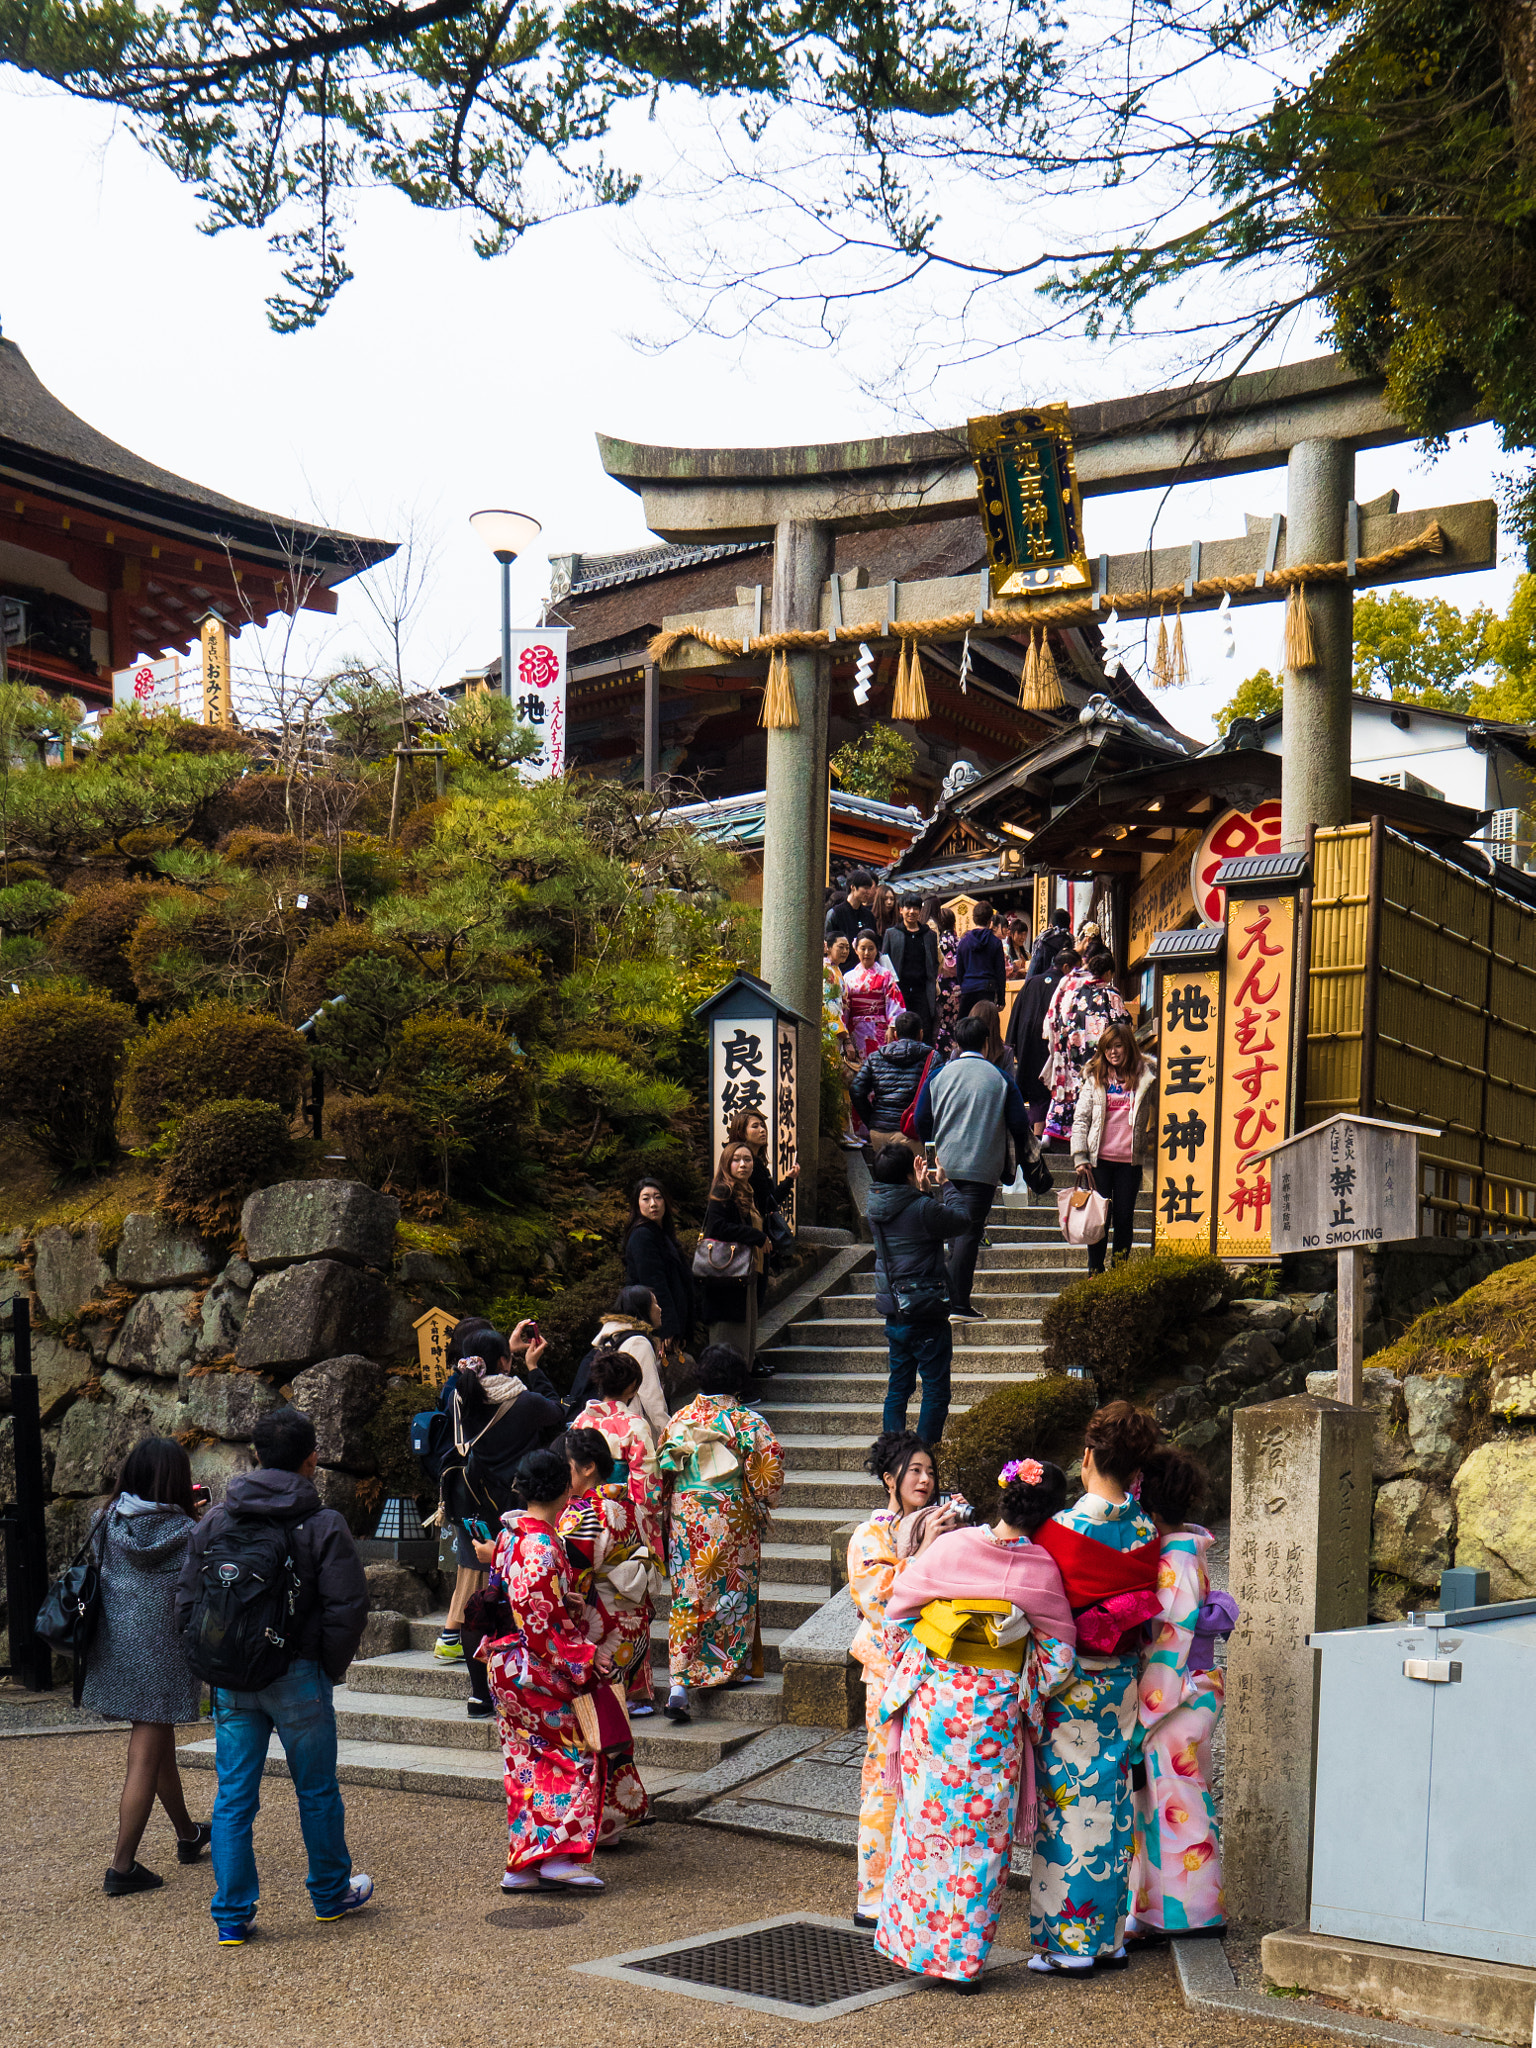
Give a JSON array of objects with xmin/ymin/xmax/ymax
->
[
  {"xmin": 647, "ymin": 1617, "xmax": 793, "ymax": 1676},
  {"xmin": 761, "ymin": 1502, "xmax": 873, "ymax": 1546},
  {"xmin": 779, "ymin": 1467, "xmax": 885, "ymax": 1509},
  {"xmin": 410, "ymin": 1576, "xmax": 828, "ymax": 1645},
  {"xmin": 755, "ymin": 1369, "xmax": 1040, "ymax": 1406},
  {"xmin": 762, "ymin": 1342, "xmax": 1047, "ymax": 1369},
  {"xmin": 844, "ymin": 1271, "xmax": 1082, "ymax": 1297},
  {"xmin": 751, "ymin": 1397, "xmax": 989, "ymax": 1435},
  {"xmin": 333, "ymin": 1677, "xmax": 773, "ymax": 1760},
  {"xmin": 786, "ymin": 1315, "xmax": 1044, "ymax": 1346},
  {"xmin": 760, "ymin": 1540, "xmax": 838, "ymax": 1586},
  {"xmin": 773, "ymin": 1433, "xmax": 899, "ymax": 1471}
]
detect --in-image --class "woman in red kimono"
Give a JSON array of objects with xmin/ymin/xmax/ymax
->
[
  {"xmin": 481, "ymin": 1446, "xmax": 614, "ymax": 1893},
  {"xmin": 559, "ymin": 1428, "xmax": 663, "ymax": 1839},
  {"xmin": 569, "ymin": 1348, "xmax": 666, "ymax": 1714}
]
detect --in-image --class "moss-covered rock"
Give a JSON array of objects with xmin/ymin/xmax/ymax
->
[{"xmin": 942, "ymin": 1374, "xmax": 1098, "ymax": 1515}]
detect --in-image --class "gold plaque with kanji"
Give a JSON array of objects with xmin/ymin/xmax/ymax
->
[
  {"xmin": 969, "ymin": 404, "xmax": 1090, "ymax": 598},
  {"xmin": 412, "ymin": 1305, "xmax": 459, "ymax": 1388}
]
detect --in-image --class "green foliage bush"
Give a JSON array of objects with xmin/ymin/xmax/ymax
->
[
  {"xmin": 124, "ymin": 1000, "xmax": 309, "ymax": 1136},
  {"xmin": 0, "ymin": 988, "xmax": 136, "ymax": 1172},
  {"xmin": 328, "ymin": 1093, "xmax": 429, "ymax": 1190},
  {"xmin": 388, "ymin": 1013, "xmax": 527, "ymax": 1191},
  {"xmin": 156, "ymin": 1098, "xmax": 295, "ymax": 1240},
  {"xmin": 286, "ymin": 921, "xmax": 411, "ymax": 1023},
  {"xmin": 1041, "ymin": 1255, "xmax": 1229, "ymax": 1400},
  {"xmin": 354, "ymin": 1378, "xmax": 435, "ymax": 1507},
  {"xmin": 126, "ymin": 894, "xmax": 240, "ymax": 1005},
  {"xmin": 943, "ymin": 1375, "xmax": 1099, "ymax": 1515},
  {"xmin": 0, "ymin": 880, "xmax": 69, "ymax": 934},
  {"xmin": 50, "ymin": 882, "xmax": 177, "ymax": 1001}
]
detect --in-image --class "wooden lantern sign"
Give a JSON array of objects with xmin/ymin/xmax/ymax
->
[
  {"xmin": 968, "ymin": 404, "xmax": 1090, "ymax": 598},
  {"xmin": 413, "ymin": 1306, "xmax": 459, "ymax": 1388},
  {"xmin": 1253, "ymin": 1117, "xmax": 1438, "ymax": 1405},
  {"xmin": 692, "ymin": 972, "xmax": 814, "ymax": 1233}
]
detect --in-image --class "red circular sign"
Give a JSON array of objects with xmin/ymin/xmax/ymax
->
[
  {"xmin": 1192, "ymin": 802, "xmax": 1282, "ymax": 925},
  {"xmin": 518, "ymin": 644, "xmax": 561, "ymax": 690}
]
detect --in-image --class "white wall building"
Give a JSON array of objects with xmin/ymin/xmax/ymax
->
[{"xmin": 1253, "ymin": 695, "xmax": 1536, "ymax": 869}]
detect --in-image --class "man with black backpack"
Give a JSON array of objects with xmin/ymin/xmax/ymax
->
[{"xmin": 175, "ymin": 1405, "xmax": 370, "ymax": 1947}]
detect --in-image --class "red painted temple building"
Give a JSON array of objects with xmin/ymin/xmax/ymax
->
[{"xmin": 0, "ymin": 332, "xmax": 392, "ymax": 708}]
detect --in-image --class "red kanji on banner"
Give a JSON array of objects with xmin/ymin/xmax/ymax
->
[
  {"xmin": 133, "ymin": 666, "xmax": 156, "ymax": 701},
  {"xmin": 518, "ymin": 644, "xmax": 561, "ymax": 690}
]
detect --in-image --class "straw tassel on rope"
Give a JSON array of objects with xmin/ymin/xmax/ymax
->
[
  {"xmin": 1152, "ymin": 610, "xmax": 1173, "ymax": 688},
  {"xmin": 1284, "ymin": 582, "xmax": 1317, "ymax": 670},
  {"xmin": 1034, "ymin": 627, "xmax": 1065, "ymax": 710},
  {"xmin": 1018, "ymin": 629, "xmax": 1039, "ymax": 709},
  {"xmin": 1172, "ymin": 606, "xmax": 1189, "ymax": 687},
  {"xmin": 759, "ymin": 646, "xmax": 800, "ymax": 729},
  {"xmin": 891, "ymin": 638, "xmax": 930, "ymax": 721}
]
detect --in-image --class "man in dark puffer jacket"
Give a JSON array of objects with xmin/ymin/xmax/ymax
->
[
  {"xmin": 850, "ymin": 1012, "xmax": 933, "ymax": 1146},
  {"xmin": 175, "ymin": 1404, "xmax": 371, "ymax": 1944},
  {"xmin": 866, "ymin": 1141, "xmax": 973, "ymax": 1444}
]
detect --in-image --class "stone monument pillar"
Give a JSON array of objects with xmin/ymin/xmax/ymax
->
[
  {"xmin": 761, "ymin": 516, "xmax": 834, "ymax": 1222},
  {"xmin": 1223, "ymin": 1393, "xmax": 1373, "ymax": 1931},
  {"xmin": 1280, "ymin": 437, "xmax": 1355, "ymax": 851}
]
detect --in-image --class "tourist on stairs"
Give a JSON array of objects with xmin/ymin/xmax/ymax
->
[
  {"xmin": 1127, "ymin": 1446, "xmax": 1231, "ymax": 1945},
  {"xmin": 1071, "ymin": 1020, "xmax": 1158, "ymax": 1275},
  {"xmin": 1027, "ymin": 1401, "xmax": 1163, "ymax": 1975},
  {"xmin": 874, "ymin": 1459, "xmax": 1077, "ymax": 1991},
  {"xmin": 866, "ymin": 1142, "xmax": 972, "ymax": 1446},
  {"xmin": 86, "ymin": 1436, "xmax": 211, "ymax": 1897},
  {"xmin": 846, "ymin": 1434, "xmax": 958, "ymax": 1928},
  {"xmin": 482, "ymin": 1446, "xmax": 614, "ymax": 1893},
  {"xmin": 657, "ymin": 1344, "xmax": 784, "ymax": 1725},
  {"xmin": 558, "ymin": 1428, "xmax": 661, "ymax": 1840},
  {"xmin": 567, "ymin": 1348, "xmax": 666, "ymax": 1717},
  {"xmin": 622, "ymin": 1177, "xmax": 695, "ymax": 1364},
  {"xmin": 697, "ymin": 1140, "xmax": 771, "ymax": 1371},
  {"xmin": 849, "ymin": 1011, "xmax": 933, "ymax": 1153}
]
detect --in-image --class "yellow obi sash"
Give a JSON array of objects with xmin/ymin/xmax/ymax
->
[{"xmin": 912, "ymin": 1597, "xmax": 1024, "ymax": 1673}]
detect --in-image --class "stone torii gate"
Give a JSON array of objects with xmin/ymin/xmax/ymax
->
[{"xmin": 599, "ymin": 355, "xmax": 1494, "ymax": 1211}]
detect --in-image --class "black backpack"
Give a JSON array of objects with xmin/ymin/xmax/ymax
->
[
  {"xmin": 562, "ymin": 1329, "xmax": 631, "ymax": 1423},
  {"xmin": 182, "ymin": 1512, "xmax": 305, "ymax": 1692}
]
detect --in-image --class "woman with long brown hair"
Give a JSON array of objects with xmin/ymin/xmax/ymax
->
[
  {"xmin": 1071, "ymin": 1018, "xmax": 1158, "ymax": 1274},
  {"xmin": 966, "ymin": 998, "xmax": 1017, "ymax": 1084},
  {"xmin": 697, "ymin": 1138, "xmax": 769, "ymax": 1368}
]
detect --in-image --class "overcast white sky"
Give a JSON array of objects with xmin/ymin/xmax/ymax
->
[{"xmin": 1, "ymin": 81, "xmax": 1520, "ymax": 744}]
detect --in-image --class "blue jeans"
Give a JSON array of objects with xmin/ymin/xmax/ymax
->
[
  {"xmin": 211, "ymin": 1658, "xmax": 353, "ymax": 1923},
  {"xmin": 883, "ymin": 1317, "xmax": 953, "ymax": 1445}
]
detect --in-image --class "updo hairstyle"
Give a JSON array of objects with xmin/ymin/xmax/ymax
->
[{"xmin": 1083, "ymin": 1400, "xmax": 1161, "ymax": 1485}]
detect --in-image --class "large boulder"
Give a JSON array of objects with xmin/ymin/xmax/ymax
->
[
  {"xmin": 1211, "ymin": 1331, "xmax": 1283, "ymax": 1387},
  {"xmin": 363, "ymin": 1559, "xmax": 435, "ymax": 1617},
  {"xmin": 98, "ymin": 1367, "xmax": 183, "ymax": 1437},
  {"xmin": 1371, "ymin": 1477, "xmax": 1454, "ymax": 1589},
  {"xmin": 1305, "ymin": 1365, "xmax": 1412, "ymax": 1481},
  {"xmin": 31, "ymin": 1223, "xmax": 110, "ymax": 1322},
  {"xmin": 180, "ymin": 1368, "xmax": 283, "ymax": 1443},
  {"xmin": 13, "ymin": 1332, "xmax": 95, "ymax": 1424},
  {"xmin": 1454, "ymin": 1438, "xmax": 1536, "ymax": 1599},
  {"xmin": 236, "ymin": 1262, "xmax": 389, "ymax": 1372},
  {"xmin": 242, "ymin": 1181, "xmax": 400, "ymax": 1273},
  {"xmin": 288, "ymin": 1355, "xmax": 384, "ymax": 1471},
  {"xmin": 196, "ymin": 1266, "xmax": 255, "ymax": 1360},
  {"xmin": 189, "ymin": 1438, "xmax": 256, "ymax": 1502},
  {"xmin": 107, "ymin": 1288, "xmax": 200, "ymax": 1379},
  {"xmin": 1403, "ymin": 1373, "xmax": 1472, "ymax": 1480},
  {"xmin": 311, "ymin": 1466, "xmax": 361, "ymax": 1521},
  {"xmin": 44, "ymin": 1495, "xmax": 96, "ymax": 1573},
  {"xmin": 1226, "ymin": 1298, "xmax": 1294, "ymax": 1333},
  {"xmin": 53, "ymin": 1390, "xmax": 144, "ymax": 1496},
  {"xmin": 115, "ymin": 1214, "xmax": 218, "ymax": 1290},
  {"xmin": 1488, "ymin": 1371, "xmax": 1536, "ymax": 1420},
  {"xmin": 356, "ymin": 1610, "xmax": 408, "ymax": 1658}
]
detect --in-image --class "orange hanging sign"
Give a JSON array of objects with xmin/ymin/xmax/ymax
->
[{"xmin": 1214, "ymin": 894, "xmax": 1297, "ymax": 1258}]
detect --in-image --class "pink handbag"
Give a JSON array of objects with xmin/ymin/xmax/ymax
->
[{"xmin": 1057, "ymin": 1185, "xmax": 1109, "ymax": 1246}]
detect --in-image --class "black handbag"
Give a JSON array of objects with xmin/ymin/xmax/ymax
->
[
  {"xmin": 764, "ymin": 1210, "xmax": 795, "ymax": 1256},
  {"xmin": 1022, "ymin": 1146, "xmax": 1055, "ymax": 1196},
  {"xmin": 35, "ymin": 1518, "xmax": 106, "ymax": 1705}
]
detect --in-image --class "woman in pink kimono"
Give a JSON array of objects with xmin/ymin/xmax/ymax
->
[
  {"xmin": 841, "ymin": 929, "xmax": 904, "ymax": 1063},
  {"xmin": 1128, "ymin": 1445, "xmax": 1229, "ymax": 1938},
  {"xmin": 481, "ymin": 1447, "xmax": 613, "ymax": 1893},
  {"xmin": 1044, "ymin": 945, "xmax": 1128, "ymax": 1143},
  {"xmin": 846, "ymin": 1433, "xmax": 952, "ymax": 1927},
  {"xmin": 873, "ymin": 1461, "xmax": 1078, "ymax": 1990},
  {"xmin": 569, "ymin": 1349, "xmax": 665, "ymax": 1711}
]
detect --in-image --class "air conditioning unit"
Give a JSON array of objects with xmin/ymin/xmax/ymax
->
[
  {"xmin": 1379, "ymin": 769, "xmax": 1445, "ymax": 802},
  {"xmin": 1489, "ymin": 809, "xmax": 1522, "ymax": 861}
]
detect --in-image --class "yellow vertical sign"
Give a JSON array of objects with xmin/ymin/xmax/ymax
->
[
  {"xmin": 1154, "ymin": 966, "xmax": 1221, "ymax": 1255},
  {"xmin": 1032, "ymin": 873, "xmax": 1051, "ymax": 941},
  {"xmin": 1214, "ymin": 894, "xmax": 1297, "ymax": 1257},
  {"xmin": 200, "ymin": 612, "xmax": 232, "ymax": 725}
]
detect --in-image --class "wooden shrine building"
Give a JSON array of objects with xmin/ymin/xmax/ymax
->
[{"xmin": 0, "ymin": 332, "xmax": 393, "ymax": 708}]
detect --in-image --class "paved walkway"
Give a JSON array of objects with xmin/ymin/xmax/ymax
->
[{"xmin": 3, "ymin": 1730, "xmax": 1353, "ymax": 2048}]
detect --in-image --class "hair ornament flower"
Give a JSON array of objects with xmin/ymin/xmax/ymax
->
[{"xmin": 999, "ymin": 1458, "xmax": 1044, "ymax": 1488}]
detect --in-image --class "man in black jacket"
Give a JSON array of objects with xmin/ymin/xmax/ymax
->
[
  {"xmin": 850, "ymin": 1012, "xmax": 932, "ymax": 1146},
  {"xmin": 176, "ymin": 1405, "xmax": 371, "ymax": 1945},
  {"xmin": 866, "ymin": 1141, "xmax": 973, "ymax": 1444},
  {"xmin": 880, "ymin": 895, "xmax": 940, "ymax": 1036},
  {"xmin": 1028, "ymin": 908, "xmax": 1071, "ymax": 977},
  {"xmin": 825, "ymin": 869, "xmax": 875, "ymax": 950}
]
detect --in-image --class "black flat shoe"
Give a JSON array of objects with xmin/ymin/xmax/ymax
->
[
  {"xmin": 466, "ymin": 1699, "xmax": 494, "ymax": 1719},
  {"xmin": 749, "ymin": 1363, "xmax": 776, "ymax": 1379},
  {"xmin": 1095, "ymin": 1949, "xmax": 1131, "ymax": 1971},
  {"xmin": 176, "ymin": 1823, "xmax": 213, "ymax": 1866},
  {"xmin": 853, "ymin": 1913, "xmax": 878, "ymax": 1929},
  {"xmin": 104, "ymin": 1862, "xmax": 163, "ymax": 1896}
]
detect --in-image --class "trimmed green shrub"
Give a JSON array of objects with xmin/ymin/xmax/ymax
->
[
  {"xmin": 388, "ymin": 1013, "xmax": 527, "ymax": 1190},
  {"xmin": 0, "ymin": 988, "xmax": 136, "ymax": 1172},
  {"xmin": 124, "ymin": 1000, "xmax": 309, "ymax": 1136},
  {"xmin": 328, "ymin": 1093, "xmax": 429, "ymax": 1190},
  {"xmin": 0, "ymin": 880, "xmax": 69, "ymax": 934},
  {"xmin": 943, "ymin": 1375, "xmax": 1099, "ymax": 1515},
  {"xmin": 222, "ymin": 829, "xmax": 307, "ymax": 871},
  {"xmin": 50, "ymin": 881, "xmax": 177, "ymax": 1001},
  {"xmin": 1041, "ymin": 1254, "xmax": 1229, "ymax": 1400},
  {"xmin": 156, "ymin": 1098, "xmax": 295, "ymax": 1239},
  {"xmin": 286, "ymin": 921, "xmax": 411, "ymax": 1023}
]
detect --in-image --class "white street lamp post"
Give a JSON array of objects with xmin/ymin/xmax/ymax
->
[{"xmin": 469, "ymin": 509, "xmax": 542, "ymax": 699}]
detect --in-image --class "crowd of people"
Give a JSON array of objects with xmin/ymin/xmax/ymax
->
[{"xmin": 847, "ymin": 1403, "xmax": 1230, "ymax": 1989}]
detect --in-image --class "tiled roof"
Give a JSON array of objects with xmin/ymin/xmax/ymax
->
[
  {"xmin": 560, "ymin": 540, "xmax": 769, "ymax": 597},
  {"xmin": 667, "ymin": 787, "xmax": 924, "ymax": 847}
]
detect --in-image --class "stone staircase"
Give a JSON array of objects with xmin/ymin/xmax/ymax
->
[{"xmin": 180, "ymin": 1182, "xmax": 1152, "ymax": 1808}]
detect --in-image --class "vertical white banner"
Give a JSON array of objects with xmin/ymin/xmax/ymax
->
[
  {"xmin": 506, "ymin": 626, "xmax": 569, "ymax": 780},
  {"xmin": 112, "ymin": 655, "xmax": 182, "ymax": 713},
  {"xmin": 775, "ymin": 1017, "xmax": 798, "ymax": 1232}
]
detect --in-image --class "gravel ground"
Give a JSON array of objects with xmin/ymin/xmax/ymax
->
[{"xmin": 3, "ymin": 1732, "xmax": 1353, "ymax": 2048}]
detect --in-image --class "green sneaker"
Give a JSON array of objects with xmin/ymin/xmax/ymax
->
[{"xmin": 434, "ymin": 1634, "xmax": 464, "ymax": 1662}]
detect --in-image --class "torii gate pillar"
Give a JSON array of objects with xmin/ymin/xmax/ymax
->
[
  {"xmin": 1282, "ymin": 438, "xmax": 1356, "ymax": 851},
  {"xmin": 762, "ymin": 519, "xmax": 834, "ymax": 1222}
]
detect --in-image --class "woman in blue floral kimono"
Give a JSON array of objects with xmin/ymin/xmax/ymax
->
[
  {"xmin": 1028, "ymin": 1402, "xmax": 1163, "ymax": 1973},
  {"xmin": 657, "ymin": 1345, "xmax": 784, "ymax": 1723},
  {"xmin": 874, "ymin": 1461, "xmax": 1077, "ymax": 1989}
]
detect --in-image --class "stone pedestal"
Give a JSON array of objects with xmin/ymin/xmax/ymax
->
[{"xmin": 1223, "ymin": 1393, "xmax": 1372, "ymax": 1931}]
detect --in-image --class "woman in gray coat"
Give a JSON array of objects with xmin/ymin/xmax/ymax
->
[{"xmin": 83, "ymin": 1437, "xmax": 211, "ymax": 1895}]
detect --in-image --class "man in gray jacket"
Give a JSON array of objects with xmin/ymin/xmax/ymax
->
[
  {"xmin": 913, "ymin": 1014, "xmax": 1038, "ymax": 1318},
  {"xmin": 176, "ymin": 1404, "xmax": 371, "ymax": 1946}
]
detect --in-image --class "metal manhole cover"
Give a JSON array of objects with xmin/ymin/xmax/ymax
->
[
  {"xmin": 484, "ymin": 1905, "xmax": 581, "ymax": 1930},
  {"xmin": 572, "ymin": 1914, "xmax": 1017, "ymax": 2021},
  {"xmin": 628, "ymin": 1921, "xmax": 906, "ymax": 2008}
]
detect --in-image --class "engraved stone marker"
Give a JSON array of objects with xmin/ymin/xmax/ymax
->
[{"xmin": 1223, "ymin": 1395, "xmax": 1373, "ymax": 1931}]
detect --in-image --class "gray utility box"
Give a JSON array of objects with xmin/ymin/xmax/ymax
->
[{"xmin": 1310, "ymin": 1602, "xmax": 1536, "ymax": 1967}]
